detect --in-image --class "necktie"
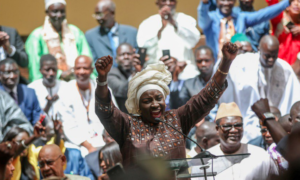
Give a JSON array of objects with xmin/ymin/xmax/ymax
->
[
  {"xmin": 218, "ymin": 17, "xmax": 235, "ymax": 58},
  {"xmin": 9, "ymin": 91, "xmax": 18, "ymax": 104},
  {"xmin": 108, "ymin": 31, "xmax": 118, "ymax": 67}
]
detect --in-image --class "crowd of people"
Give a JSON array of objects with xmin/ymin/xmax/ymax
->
[{"xmin": 1, "ymin": 0, "xmax": 300, "ymax": 179}]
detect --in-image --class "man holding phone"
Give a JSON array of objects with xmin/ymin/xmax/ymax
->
[
  {"xmin": 137, "ymin": 0, "xmax": 200, "ymax": 80},
  {"xmin": 108, "ymin": 43, "xmax": 142, "ymax": 113}
]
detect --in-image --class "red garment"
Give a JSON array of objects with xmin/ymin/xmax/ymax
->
[{"xmin": 266, "ymin": 0, "xmax": 300, "ymax": 65}]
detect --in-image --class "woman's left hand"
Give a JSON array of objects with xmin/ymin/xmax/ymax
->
[
  {"xmin": 291, "ymin": 26, "xmax": 300, "ymax": 36},
  {"xmin": 222, "ymin": 42, "xmax": 238, "ymax": 63}
]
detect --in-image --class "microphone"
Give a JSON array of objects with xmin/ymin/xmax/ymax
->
[{"xmin": 154, "ymin": 118, "xmax": 213, "ymax": 158}]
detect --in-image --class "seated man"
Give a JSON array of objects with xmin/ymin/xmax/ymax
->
[
  {"xmin": 85, "ymin": 0, "xmax": 138, "ymax": 66},
  {"xmin": 217, "ymin": 35, "xmax": 300, "ymax": 143},
  {"xmin": 279, "ymin": 114, "xmax": 292, "ymax": 133},
  {"xmin": 0, "ymin": 90, "xmax": 33, "ymax": 142},
  {"xmin": 108, "ymin": 43, "xmax": 141, "ymax": 113},
  {"xmin": 179, "ymin": 45, "xmax": 217, "ymax": 121},
  {"xmin": 0, "ymin": 58, "xmax": 43, "ymax": 125},
  {"xmin": 196, "ymin": 102, "xmax": 278, "ymax": 180},
  {"xmin": 28, "ymin": 54, "xmax": 68, "ymax": 117},
  {"xmin": 38, "ymin": 144, "xmax": 90, "ymax": 180},
  {"xmin": 25, "ymin": 0, "xmax": 92, "ymax": 82},
  {"xmin": 59, "ymin": 55, "xmax": 118, "ymax": 156},
  {"xmin": 289, "ymin": 101, "xmax": 300, "ymax": 125},
  {"xmin": 198, "ymin": 0, "xmax": 290, "ymax": 59},
  {"xmin": 187, "ymin": 121, "xmax": 219, "ymax": 158},
  {"xmin": 137, "ymin": 0, "xmax": 200, "ymax": 80},
  {"xmin": 0, "ymin": 26, "xmax": 28, "ymax": 67}
]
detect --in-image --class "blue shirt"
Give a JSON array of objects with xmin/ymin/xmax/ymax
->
[
  {"xmin": 233, "ymin": 7, "xmax": 270, "ymax": 51},
  {"xmin": 198, "ymin": 0, "xmax": 289, "ymax": 60}
]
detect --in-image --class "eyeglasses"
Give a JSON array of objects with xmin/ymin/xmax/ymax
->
[
  {"xmin": 260, "ymin": 128, "xmax": 268, "ymax": 134},
  {"xmin": 219, "ymin": 123, "xmax": 243, "ymax": 131},
  {"xmin": 0, "ymin": 70, "xmax": 19, "ymax": 76},
  {"xmin": 92, "ymin": 12, "xmax": 109, "ymax": 19},
  {"xmin": 38, "ymin": 155, "xmax": 61, "ymax": 168}
]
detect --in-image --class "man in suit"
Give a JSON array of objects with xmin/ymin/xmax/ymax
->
[
  {"xmin": 0, "ymin": 26, "xmax": 28, "ymax": 67},
  {"xmin": 85, "ymin": 0, "xmax": 138, "ymax": 67},
  {"xmin": 179, "ymin": 45, "xmax": 217, "ymax": 122},
  {"xmin": 108, "ymin": 43, "xmax": 141, "ymax": 113},
  {"xmin": 0, "ymin": 58, "xmax": 43, "ymax": 125}
]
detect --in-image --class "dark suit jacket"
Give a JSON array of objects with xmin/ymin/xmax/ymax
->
[
  {"xmin": 0, "ymin": 26, "xmax": 28, "ymax": 67},
  {"xmin": 0, "ymin": 84, "xmax": 43, "ymax": 125},
  {"xmin": 85, "ymin": 24, "xmax": 138, "ymax": 62},
  {"xmin": 107, "ymin": 67, "xmax": 129, "ymax": 113}
]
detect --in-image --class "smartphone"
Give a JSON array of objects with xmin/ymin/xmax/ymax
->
[
  {"xmin": 286, "ymin": 21, "xmax": 294, "ymax": 30},
  {"xmin": 138, "ymin": 48, "xmax": 147, "ymax": 66},
  {"xmin": 107, "ymin": 163, "xmax": 125, "ymax": 180},
  {"xmin": 162, "ymin": 49, "xmax": 170, "ymax": 60}
]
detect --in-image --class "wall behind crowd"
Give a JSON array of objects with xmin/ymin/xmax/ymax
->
[{"xmin": 0, "ymin": 0, "xmax": 268, "ymax": 36}]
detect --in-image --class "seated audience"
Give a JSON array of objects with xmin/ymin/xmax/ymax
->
[
  {"xmin": 85, "ymin": 0, "xmax": 138, "ymax": 66},
  {"xmin": 0, "ymin": 58, "xmax": 43, "ymax": 125},
  {"xmin": 38, "ymin": 144, "xmax": 91, "ymax": 180},
  {"xmin": 25, "ymin": 0, "xmax": 92, "ymax": 82},
  {"xmin": 98, "ymin": 142, "xmax": 122, "ymax": 180},
  {"xmin": 187, "ymin": 121, "xmax": 219, "ymax": 158},
  {"xmin": 108, "ymin": 43, "xmax": 141, "ymax": 112},
  {"xmin": 0, "ymin": 25, "xmax": 28, "ymax": 67},
  {"xmin": 266, "ymin": 0, "xmax": 300, "ymax": 65},
  {"xmin": 179, "ymin": 45, "xmax": 218, "ymax": 121},
  {"xmin": 198, "ymin": 0, "xmax": 290, "ymax": 59},
  {"xmin": 28, "ymin": 54, "xmax": 68, "ymax": 117},
  {"xmin": 196, "ymin": 102, "xmax": 278, "ymax": 180},
  {"xmin": 137, "ymin": 0, "xmax": 200, "ymax": 80},
  {"xmin": 2, "ymin": 121, "xmax": 63, "ymax": 180},
  {"xmin": 0, "ymin": 89, "xmax": 33, "ymax": 142},
  {"xmin": 230, "ymin": 33, "xmax": 253, "ymax": 54},
  {"xmin": 233, "ymin": 0, "xmax": 270, "ymax": 51},
  {"xmin": 217, "ymin": 35, "xmax": 300, "ymax": 143}
]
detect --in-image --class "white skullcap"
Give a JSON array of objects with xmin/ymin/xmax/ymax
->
[
  {"xmin": 125, "ymin": 62, "xmax": 172, "ymax": 115},
  {"xmin": 45, "ymin": 0, "xmax": 66, "ymax": 9}
]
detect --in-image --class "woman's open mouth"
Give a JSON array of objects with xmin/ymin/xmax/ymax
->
[{"xmin": 151, "ymin": 110, "xmax": 162, "ymax": 118}]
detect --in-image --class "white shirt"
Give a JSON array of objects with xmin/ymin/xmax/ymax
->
[
  {"xmin": 28, "ymin": 79, "xmax": 68, "ymax": 117},
  {"xmin": 215, "ymin": 52, "xmax": 300, "ymax": 143},
  {"xmin": 3, "ymin": 85, "xmax": 18, "ymax": 102},
  {"xmin": 57, "ymin": 79, "xmax": 118, "ymax": 157},
  {"xmin": 194, "ymin": 144, "xmax": 278, "ymax": 180},
  {"xmin": 137, "ymin": 12, "xmax": 200, "ymax": 80}
]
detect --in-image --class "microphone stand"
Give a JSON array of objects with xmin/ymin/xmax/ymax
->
[{"xmin": 155, "ymin": 118, "xmax": 213, "ymax": 180}]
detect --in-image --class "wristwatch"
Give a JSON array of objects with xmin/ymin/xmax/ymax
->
[
  {"xmin": 96, "ymin": 77, "xmax": 108, "ymax": 86},
  {"xmin": 262, "ymin": 112, "xmax": 276, "ymax": 126}
]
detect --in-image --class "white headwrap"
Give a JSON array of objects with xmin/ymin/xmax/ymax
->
[
  {"xmin": 125, "ymin": 62, "xmax": 172, "ymax": 114},
  {"xmin": 45, "ymin": 0, "xmax": 66, "ymax": 9}
]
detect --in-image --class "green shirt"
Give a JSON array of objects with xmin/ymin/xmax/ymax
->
[{"xmin": 25, "ymin": 24, "xmax": 96, "ymax": 82}]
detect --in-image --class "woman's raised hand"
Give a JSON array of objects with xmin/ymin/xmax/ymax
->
[{"xmin": 95, "ymin": 55, "xmax": 113, "ymax": 81}]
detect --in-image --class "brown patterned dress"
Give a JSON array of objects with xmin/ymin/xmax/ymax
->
[{"xmin": 95, "ymin": 78, "xmax": 227, "ymax": 168}]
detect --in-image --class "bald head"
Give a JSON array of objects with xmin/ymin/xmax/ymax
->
[
  {"xmin": 38, "ymin": 145, "xmax": 66, "ymax": 178},
  {"xmin": 290, "ymin": 101, "xmax": 300, "ymax": 125},
  {"xmin": 196, "ymin": 122, "xmax": 220, "ymax": 150},
  {"xmin": 279, "ymin": 114, "xmax": 292, "ymax": 133},
  {"xmin": 74, "ymin": 55, "xmax": 94, "ymax": 87},
  {"xmin": 270, "ymin": 106, "xmax": 281, "ymax": 121},
  {"xmin": 259, "ymin": 35, "xmax": 279, "ymax": 68},
  {"xmin": 97, "ymin": 0, "xmax": 116, "ymax": 12}
]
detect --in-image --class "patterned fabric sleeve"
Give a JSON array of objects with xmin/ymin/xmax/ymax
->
[
  {"xmin": 95, "ymin": 91, "xmax": 130, "ymax": 147},
  {"xmin": 176, "ymin": 77, "xmax": 227, "ymax": 135}
]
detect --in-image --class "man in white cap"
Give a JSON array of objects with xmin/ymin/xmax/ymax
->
[
  {"xmin": 25, "ymin": 0, "xmax": 93, "ymax": 82},
  {"xmin": 195, "ymin": 102, "xmax": 278, "ymax": 180}
]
